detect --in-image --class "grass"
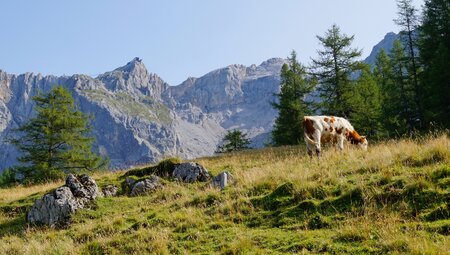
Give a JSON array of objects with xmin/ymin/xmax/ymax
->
[
  {"xmin": 82, "ymin": 89, "xmax": 172, "ymax": 124},
  {"xmin": 0, "ymin": 134, "xmax": 449, "ymax": 254}
]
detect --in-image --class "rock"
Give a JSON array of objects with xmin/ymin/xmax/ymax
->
[
  {"xmin": 66, "ymin": 174, "xmax": 98, "ymax": 200},
  {"xmin": 172, "ymin": 162, "xmax": 211, "ymax": 182},
  {"xmin": 130, "ymin": 175, "xmax": 161, "ymax": 196},
  {"xmin": 210, "ymin": 171, "xmax": 233, "ymax": 190},
  {"xmin": 102, "ymin": 185, "xmax": 118, "ymax": 197},
  {"xmin": 27, "ymin": 174, "xmax": 98, "ymax": 227},
  {"xmin": 125, "ymin": 177, "xmax": 137, "ymax": 188},
  {"xmin": 0, "ymin": 57, "xmax": 286, "ymax": 171}
]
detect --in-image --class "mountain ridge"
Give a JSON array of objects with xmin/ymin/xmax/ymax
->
[{"xmin": 0, "ymin": 32, "xmax": 397, "ymax": 171}]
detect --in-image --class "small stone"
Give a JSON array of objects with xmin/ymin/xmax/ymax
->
[
  {"xmin": 102, "ymin": 185, "xmax": 118, "ymax": 197},
  {"xmin": 210, "ymin": 171, "xmax": 233, "ymax": 190}
]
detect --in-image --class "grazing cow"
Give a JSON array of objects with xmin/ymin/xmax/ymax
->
[{"xmin": 303, "ymin": 116, "xmax": 368, "ymax": 158}]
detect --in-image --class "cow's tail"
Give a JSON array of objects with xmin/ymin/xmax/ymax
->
[
  {"xmin": 303, "ymin": 117, "xmax": 316, "ymax": 146},
  {"xmin": 304, "ymin": 131, "xmax": 316, "ymax": 146}
]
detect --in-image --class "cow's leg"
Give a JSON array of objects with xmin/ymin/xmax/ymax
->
[
  {"xmin": 304, "ymin": 137, "xmax": 314, "ymax": 158},
  {"xmin": 313, "ymin": 130, "xmax": 321, "ymax": 159},
  {"xmin": 337, "ymin": 135, "xmax": 345, "ymax": 151}
]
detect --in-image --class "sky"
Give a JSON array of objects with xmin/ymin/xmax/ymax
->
[{"xmin": 0, "ymin": 0, "xmax": 424, "ymax": 85}]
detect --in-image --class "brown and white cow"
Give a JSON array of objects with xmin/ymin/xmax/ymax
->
[{"xmin": 303, "ymin": 116, "xmax": 368, "ymax": 158}]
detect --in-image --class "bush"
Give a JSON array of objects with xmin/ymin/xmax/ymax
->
[{"xmin": 0, "ymin": 168, "xmax": 17, "ymax": 187}]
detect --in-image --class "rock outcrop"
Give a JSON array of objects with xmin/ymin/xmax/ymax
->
[
  {"xmin": 129, "ymin": 175, "xmax": 161, "ymax": 196},
  {"xmin": 27, "ymin": 174, "xmax": 98, "ymax": 227},
  {"xmin": 172, "ymin": 162, "xmax": 211, "ymax": 182}
]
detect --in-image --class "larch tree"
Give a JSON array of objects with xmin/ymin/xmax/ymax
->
[
  {"xmin": 311, "ymin": 24, "xmax": 362, "ymax": 118},
  {"xmin": 10, "ymin": 86, "xmax": 105, "ymax": 183}
]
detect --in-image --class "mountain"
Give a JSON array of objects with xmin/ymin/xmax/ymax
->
[
  {"xmin": 0, "ymin": 57, "xmax": 286, "ymax": 171},
  {"xmin": 0, "ymin": 32, "xmax": 398, "ymax": 172},
  {"xmin": 364, "ymin": 32, "xmax": 398, "ymax": 65}
]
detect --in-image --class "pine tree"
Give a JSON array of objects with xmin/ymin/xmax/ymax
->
[
  {"xmin": 271, "ymin": 50, "xmax": 315, "ymax": 146},
  {"xmin": 389, "ymin": 40, "xmax": 417, "ymax": 135},
  {"xmin": 349, "ymin": 64, "xmax": 382, "ymax": 137},
  {"xmin": 10, "ymin": 86, "xmax": 105, "ymax": 183},
  {"xmin": 373, "ymin": 49, "xmax": 399, "ymax": 136},
  {"xmin": 395, "ymin": 0, "xmax": 424, "ymax": 127},
  {"xmin": 419, "ymin": 0, "xmax": 450, "ymax": 127},
  {"xmin": 216, "ymin": 130, "xmax": 251, "ymax": 153},
  {"xmin": 311, "ymin": 24, "xmax": 362, "ymax": 117}
]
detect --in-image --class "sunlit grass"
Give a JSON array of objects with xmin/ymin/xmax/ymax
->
[{"xmin": 0, "ymin": 134, "xmax": 448, "ymax": 254}]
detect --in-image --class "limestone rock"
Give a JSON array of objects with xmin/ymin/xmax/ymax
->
[
  {"xmin": 130, "ymin": 175, "xmax": 161, "ymax": 196},
  {"xmin": 210, "ymin": 171, "xmax": 233, "ymax": 190},
  {"xmin": 0, "ymin": 57, "xmax": 287, "ymax": 171},
  {"xmin": 172, "ymin": 162, "xmax": 210, "ymax": 182},
  {"xmin": 102, "ymin": 185, "xmax": 118, "ymax": 197},
  {"xmin": 27, "ymin": 174, "xmax": 98, "ymax": 227},
  {"xmin": 66, "ymin": 174, "xmax": 98, "ymax": 200}
]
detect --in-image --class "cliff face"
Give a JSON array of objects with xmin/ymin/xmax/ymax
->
[{"xmin": 0, "ymin": 57, "xmax": 286, "ymax": 170}]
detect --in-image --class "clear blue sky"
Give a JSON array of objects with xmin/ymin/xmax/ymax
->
[{"xmin": 0, "ymin": 0, "xmax": 423, "ymax": 85}]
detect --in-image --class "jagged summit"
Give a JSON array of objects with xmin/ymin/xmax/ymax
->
[{"xmin": 114, "ymin": 57, "xmax": 146, "ymax": 73}]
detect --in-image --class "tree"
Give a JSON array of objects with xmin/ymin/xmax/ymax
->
[
  {"xmin": 311, "ymin": 24, "xmax": 362, "ymax": 118},
  {"xmin": 271, "ymin": 50, "xmax": 315, "ymax": 146},
  {"xmin": 349, "ymin": 64, "xmax": 382, "ymax": 137},
  {"xmin": 389, "ymin": 40, "xmax": 417, "ymax": 135},
  {"xmin": 373, "ymin": 49, "xmax": 400, "ymax": 136},
  {"xmin": 216, "ymin": 130, "xmax": 251, "ymax": 153},
  {"xmin": 419, "ymin": 0, "xmax": 450, "ymax": 127},
  {"xmin": 395, "ymin": 0, "xmax": 424, "ymax": 127},
  {"xmin": 10, "ymin": 86, "xmax": 105, "ymax": 183}
]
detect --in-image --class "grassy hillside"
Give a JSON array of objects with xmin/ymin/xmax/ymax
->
[{"xmin": 1, "ymin": 135, "xmax": 449, "ymax": 254}]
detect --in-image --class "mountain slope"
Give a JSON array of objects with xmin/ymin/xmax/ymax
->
[
  {"xmin": 0, "ymin": 135, "xmax": 448, "ymax": 254},
  {"xmin": 0, "ymin": 58, "xmax": 286, "ymax": 170}
]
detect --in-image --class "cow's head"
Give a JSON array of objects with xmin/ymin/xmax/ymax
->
[
  {"xmin": 347, "ymin": 131, "xmax": 368, "ymax": 151},
  {"xmin": 360, "ymin": 136, "xmax": 368, "ymax": 151}
]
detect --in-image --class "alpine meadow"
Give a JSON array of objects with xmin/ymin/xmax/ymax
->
[{"xmin": 0, "ymin": 0, "xmax": 448, "ymax": 254}]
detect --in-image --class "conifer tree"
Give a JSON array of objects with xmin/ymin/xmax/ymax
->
[
  {"xmin": 271, "ymin": 51, "xmax": 315, "ymax": 146},
  {"xmin": 395, "ymin": 0, "xmax": 424, "ymax": 127},
  {"xmin": 389, "ymin": 40, "xmax": 417, "ymax": 134},
  {"xmin": 349, "ymin": 64, "xmax": 382, "ymax": 137},
  {"xmin": 373, "ymin": 49, "xmax": 399, "ymax": 136},
  {"xmin": 419, "ymin": 0, "xmax": 450, "ymax": 127},
  {"xmin": 311, "ymin": 24, "xmax": 362, "ymax": 118},
  {"xmin": 10, "ymin": 86, "xmax": 104, "ymax": 183},
  {"xmin": 216, "ymin": 130, "xmax": 251, "ymax": 153}
]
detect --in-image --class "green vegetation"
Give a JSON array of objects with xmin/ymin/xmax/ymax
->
[
  {"xmin": 216, "ymin": 130, "xmax": 252, "ymax": 153},
  {"xmin": 83, "ymin": 89, "xmax": 172, "ymax": 124},
  {"xmin": 0, "ymin": 135, "xmax": 448, "ymax": 254},
  {"xmin": 271, "ymin": 51, "xmax": 315, "ymax": 146},
  {"xmin": 6, "ymin": 86, "xmax": 104, "ymax": 184}
]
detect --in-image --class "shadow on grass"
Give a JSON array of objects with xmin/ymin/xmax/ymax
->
[{"xmin": 0, "ymin": 216, "xmax": 27, "ymax": 237}]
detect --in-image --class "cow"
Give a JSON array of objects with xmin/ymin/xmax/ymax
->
[{"xmin": 302, "ymin": 116, "xmax": 368, "ymax": 158}]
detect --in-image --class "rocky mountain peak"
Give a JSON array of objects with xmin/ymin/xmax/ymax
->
[
  {"xmin": 115, "ymin": 57, "xmax": 147, "ymax": 74},
  {"xmin": 96, "ymin": 58, "xmax": 167, "ymax": 99}
]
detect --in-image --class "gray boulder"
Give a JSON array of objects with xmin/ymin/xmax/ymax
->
[
  {"xmin": 130, "ymin": 175, "xmax": 161, "ymax": 196},
  {"xmin": 27, "ymin": 174, "xmax": 98, "ymax": 227},
  {"xmin": 210, "ymin": 171, "xmax": 233, "ymax": 190},
  {"xmin": 102, "ymin": 185, "xmax": 118, "ymax": 197},
  {"xmin": 172, "ymin": 162, "xmax": 211, "ymax": 182},
  {"xmin": 66, "ymin": 174, "xmax": 98, "ymax": 200}
]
